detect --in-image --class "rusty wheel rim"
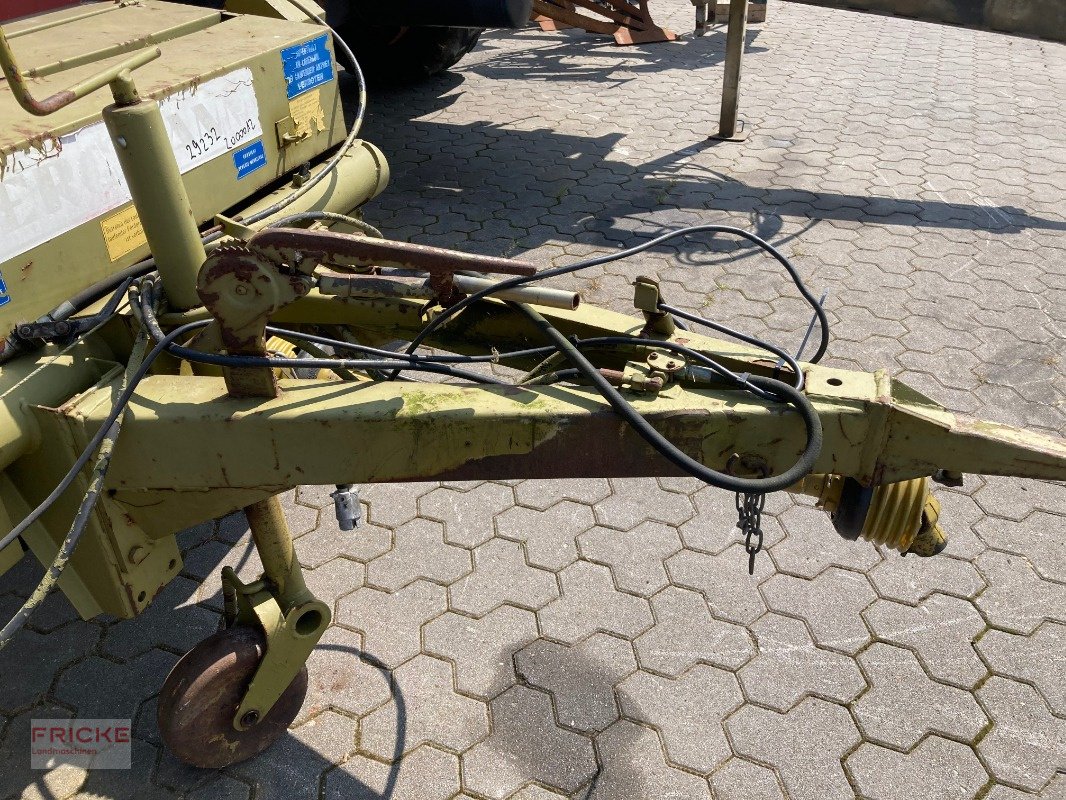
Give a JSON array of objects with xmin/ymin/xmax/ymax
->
[{"xmin": 157, "ymin": 625, "xmax": 308, "ymax": 769}]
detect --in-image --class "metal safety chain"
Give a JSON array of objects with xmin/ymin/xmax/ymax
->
[{"xmin": 736, "ymin": 491, "xmax": 766, "ymax": 575}]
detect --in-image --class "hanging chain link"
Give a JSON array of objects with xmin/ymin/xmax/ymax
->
[{"xmin": 736, "ymin": 491, "xmax": 766, "ymax": 575}]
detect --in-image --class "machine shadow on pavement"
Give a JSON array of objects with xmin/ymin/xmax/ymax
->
[{"xmin": 351, "ymin": 70, "xmax": 1066, "ymax": 269}]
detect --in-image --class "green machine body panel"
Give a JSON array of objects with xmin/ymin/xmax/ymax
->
[{"xmin": 0, "ymin": 1, "xmax": 346, "ymax": 331}]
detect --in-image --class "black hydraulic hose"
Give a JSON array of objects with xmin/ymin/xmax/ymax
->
[
  {"xmin": 47, "ymin": 262, "xmax": 155, "ymax": 321},
  {"xmin": 266, "ymin": 326, "xmax": 558, "ymax": 364},
  {"xmin": 167, "ymin": 346, "xmax": 510, "ymax": 385},
  {"xmin": 135, "ymin": 284, "xmax": 506, "ymax": 385},
  {"xmin": 394, "ymin": 224, "xmax": 830, "ymax": 378},
  {"xmin": 514, "ymin": 303, "xmax": 823, "ymax": 494}
]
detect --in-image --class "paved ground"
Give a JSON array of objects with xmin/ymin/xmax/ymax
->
[{"xmin": 2, "ymin": 2, "xmax": 1065, "ymax": 798}]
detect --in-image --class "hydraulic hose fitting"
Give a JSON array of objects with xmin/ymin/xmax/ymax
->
[{"xmin": 791, "ymin": 474, "xmax": 948, "ymax": 556}]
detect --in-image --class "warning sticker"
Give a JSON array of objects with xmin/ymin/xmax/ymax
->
[
  {"xmin": 100, "ymin": 205, "xmax": 147, "ymax": 262},
  {"xmin": 233, "ymin": 140, "xmax": 268, "ymax": 180},
  {"xmin": 281, "ymin": 34, "xmax": 334, "ymax": 100},
  {"xmin": 289, "ymin": 89, "xmax": 326, "ymax": 137}
]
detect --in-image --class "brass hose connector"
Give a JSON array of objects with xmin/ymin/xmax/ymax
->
[{"xmin": 791, "ymin": 474, "xmax": 948, "ymax": 556}]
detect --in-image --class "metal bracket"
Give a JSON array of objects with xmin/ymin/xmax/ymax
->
[
  {"xmin": 633, "ymin": 276, "xmax": 676, "ymax": 335},
  {"xmin": 221, "ymin": 566, "xmax": 330, "ymax": 731}
]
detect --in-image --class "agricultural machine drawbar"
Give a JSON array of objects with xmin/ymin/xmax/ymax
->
[{"xmin": 1, "ymin": 1, "xmax": 1064, "ymax": 770}]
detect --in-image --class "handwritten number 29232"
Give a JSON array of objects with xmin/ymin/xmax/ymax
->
[{"xmin": 185, "ymin": 127, "xmax": 219, "ymax": 160}]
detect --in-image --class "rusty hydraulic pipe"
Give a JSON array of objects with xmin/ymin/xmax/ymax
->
[{"xmin": 249, "ymin": 228, "xmax": 538, "ymax": 278}]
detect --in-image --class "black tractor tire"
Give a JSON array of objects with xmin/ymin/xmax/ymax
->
[{"xmin": 335, "ymin": 25, "xmax": 483, "ymax": 85}]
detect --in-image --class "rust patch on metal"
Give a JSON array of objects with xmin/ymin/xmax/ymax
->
[{"xmin": 250, "ymin": 227, "xmax": 538, "ymax": 278}]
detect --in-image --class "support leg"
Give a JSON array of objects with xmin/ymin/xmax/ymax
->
[{"xmin": 710, "ymin": 0, "xmax": 750, "ymax": 141}]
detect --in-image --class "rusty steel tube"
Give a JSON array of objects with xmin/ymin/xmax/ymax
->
[{"xmin": 250, "ymin": 228, "xmax": 538, "ymax": 277}]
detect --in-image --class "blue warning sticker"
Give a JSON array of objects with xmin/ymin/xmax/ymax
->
[
  {"xmin": 281, "ymin": 34, "xmax": 334, "ymax": 100},
  {"xmin": 233, "ymin": 140, "xmax": 267, "ymax": 179},
  {"xmin": 0, "ymin": 270, "xmax": 9, "ymax": 307}
]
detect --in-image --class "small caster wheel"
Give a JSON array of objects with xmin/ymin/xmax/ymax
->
[{"xmin": 157, "ymin": 626, "xmax": 308, "ymax": 768}]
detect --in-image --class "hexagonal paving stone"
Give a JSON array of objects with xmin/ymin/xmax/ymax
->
[
  {"xmin": 709, "ymin": 758, "xmax": 786, "ymax": 800},
  {"xmin": 515, "ymin": 632, "xmax": 637, "ymax": 733},
  {"xmin": 976, "ymin": 622, "xmax": 1066, "ymax": 716},
  {"xmin": 592, "ymin": 479, "xmax": 695, "ymax": 531},
  {"xmin": 366, "ymin": 517, "xmax": 471, "ymax": 591},
  {"xmin": 759, "ymin": 566, "xmax": 876, "ymax": 654},
  {"xmin": 726, "ymin": 698, "xmax": 860, "ymax": 800},
  {"xmin": 231, "ymin": 710, "xmax": 357, "ymax": 800},
  {"xmin": 587, "ymin": 719, "xmax": 712, "ymax": 800},
  {"xmin": 868, "ymin": 552, "xmax": 986, "ymax": 605},
  {"xmin": 846, "ymin": 736, "xmax": 989, "ymax": 800},
  {"xmin": 617, "ymin": 665, "xmax": 743, "ymax": 773},
  {"xmin": 361, "ymin": 483, "xmax": 436, "ymax": 529},
  {"xmin": 852, "ymin": 642, "xmax": 987, "ymax": 749},
  {"xmin": 337, "ymin": 580, "xmax": 448, "ymax": 668},
  {"xmin": 418, "ymin": 482, "xmax": 516, "ymax": 548},
  {"xmin": 448, "ymin": 538, "xmax": 558, "ymax": 617},
  {"xmin": 496, "ymin": 501, "xmax": 596, "ymax": 570},
  {"xmin": 738, "ymin": 613, "xmax": 866, "ymax": 711},
  {"xmin": 974, "ymin": 550, "xmax": 1066, "ymax": 634},
  {"xmin": 423, "ymin": 604, "xmax": 539, "ymax": 699},
  {"xmin": 633, "ymin": 585, "xmax": 754, "ymax": 676},
  {"xmin": 461, "ymin": 685, "xmax": 597, "ymax": 799},
  {"xmin": 666, "ymin": 545, "xmax": 772, "ymax": 625},
  {"xmin": 360, "ymin": 655, "xmax": 489, "ymax": 760},
  {"xmin": 577, "ymin": 521, "xmax": 682, "ymax": 596},
  {"xmin": 771, "ymin": 504, "xmax": 882, "ymax": 579},
  {"xmin": 537, "ymin": 561, "xmax": 653, "ymax": 644},
  {"xmin": 298, "ymin": 625, "xmax": 392, "ymax": 724},
  {"xmin": 863, "ymin": 593, "xmax": 987, "ymax": 689},
  {"xmin": 975, "ymin": 511, "xmax": 1066, "ymax": 583},
  {"xmin": 513, "ymin": 477, "xmax": 612, "ymax": 510},
  {"xmin": 324, "ymin": 744, "xmax": 460, "ymax": 800},
  {"xmin": 976, "ymin": 676, "xmax": 1066, "ymax": 792}
]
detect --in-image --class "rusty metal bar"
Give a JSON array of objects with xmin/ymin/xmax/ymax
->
[
  {"xmin": 0, "ymin": 21, "xmax": 159, "ymax": 116},
  {"xmin": 249, "ymin": 228, "xmax": 538, "ymax": 277}
]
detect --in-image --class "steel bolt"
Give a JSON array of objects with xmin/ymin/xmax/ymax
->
[
  {"xmin": 234, "ymin": 285, "xmax": 249, "ymax": 295},
  {"xmin": 241, "ymin": 710, "xmax": 260, "ymax": 727}
]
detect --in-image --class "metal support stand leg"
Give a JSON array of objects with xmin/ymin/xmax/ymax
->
[{"xmin": 710, "ymin": 0, "xmax": 750, "ymax": 141}]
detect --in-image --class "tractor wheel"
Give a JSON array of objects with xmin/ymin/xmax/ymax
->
[
  {"xmin": 157, "ymin": 626, "xmax": 308, "ymax": 769},
  {"xmin": 336, "ymin": 25, "xmax": 483, "ymax": 85}
]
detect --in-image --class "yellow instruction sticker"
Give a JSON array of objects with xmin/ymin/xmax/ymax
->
[
  {"xmin": 101, "ymin": 205, "xmax": 147, "ymax": 262},
  {"xmin": 289, "ymin": 88, "xmax": 326, "ymax": 137}
]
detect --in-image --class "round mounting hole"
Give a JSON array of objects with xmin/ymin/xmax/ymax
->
[
  {"xmin": 137, "ymin": 591, "xmax": 147, "ymax": 603},
  {"xmin": 168, "ymin": 559, "xmax": 177, "ymax": 570},
  {"xmin": 295, "ymin": 609, "xmax": 323, "ymax": 636},
  {"xmin": 827, "ymin": 378, "xmax": 843, "ymax": 387}
]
